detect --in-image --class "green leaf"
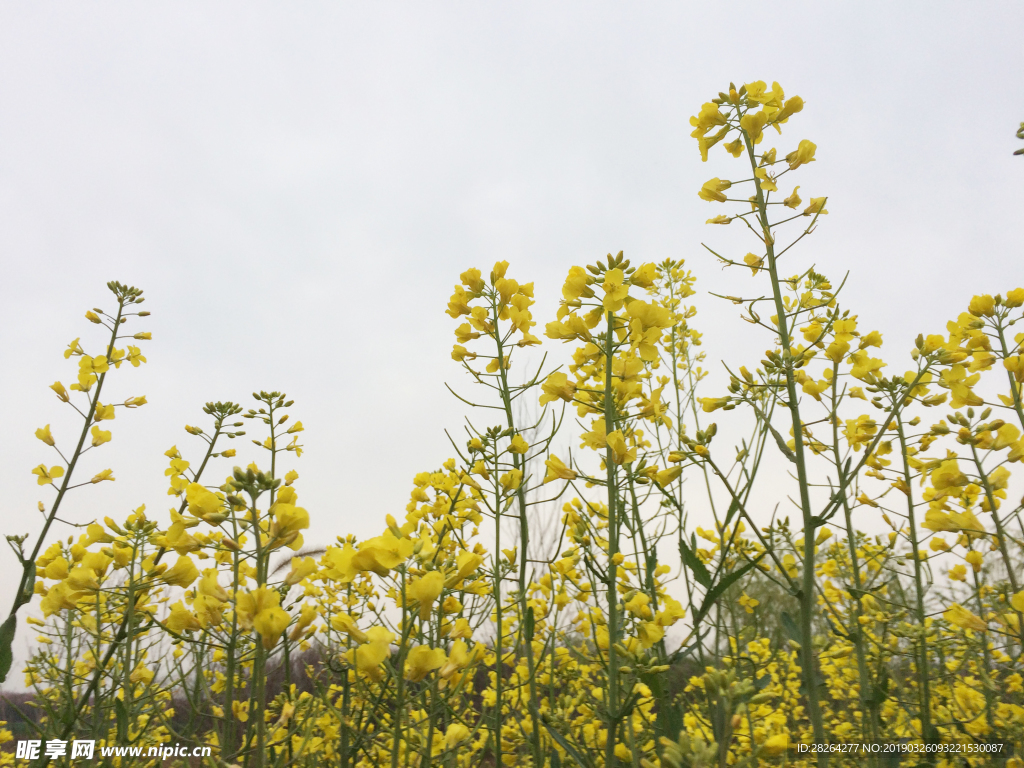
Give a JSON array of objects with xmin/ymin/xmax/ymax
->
[
  {"xmin": 780, "ymin": 611, "xmax": 801, "ymax": 643},
  {"xmin": 115, "ymin": 696, "xmax": 128, "ymax": 742},
  {"xmin": 863, "ymin": 668, "xmax": 890, "ymax": 708},
  {"xmin": 694, "ymin": 556, "xmax": 763, "ymax": 625},
  {"xmin": 530, "ymin": 704, "xmax": 591, "ymax": 768},
  {"xmin": 668, "ymin": 636, "xmax": 702, "ymax": 666},
  {"xmin": 652, "ymin": 683, "xmax": 682, "ymax": 744},
  {"xmin": 768, "ymin": 424, "xmax": 797, "ymax": 463},
  {"xmin": 16, "ymin": 563, "xmax": 36, "ymax": 610},
  {"xmin": 523, "ymin": 606, "xmax": 535, "ymax": 643},
  {"xmin": 0, "ymin": 614, "xmax": 16, "ymax": 683},
  {"xmin": 679, "ymin": 536, "xmax": 712, "ymax": 590},
  {"xmin": 723, "ymin": 497, "xmax": 741, "ymax": 527}
]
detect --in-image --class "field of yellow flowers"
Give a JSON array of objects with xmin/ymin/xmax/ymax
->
[{"xmin": 2, "ymin": 81, "xmax": 1023, "ymax": 768}]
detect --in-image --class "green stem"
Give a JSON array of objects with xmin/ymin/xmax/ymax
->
[
  {"xmin": 829, "ymin": 373, "xmax": 879, "ymax": 755},
  {"xmin": 895, "ymin": 414, "xmax": 935, "ymax": 754},
  {"xmin": 491, "ymin": 297, "xmax": 544, "ymax": 768},
  {"xmin": 8, "ymin": 299, "xmax": 128, "ymax": 637},
  {"xmin": 741, "ymin": 126, "xmax": 827, "ymax": 763},
  {"xmin": 603, "ymin": 310, "xmax": 623, "ymax": 768}
]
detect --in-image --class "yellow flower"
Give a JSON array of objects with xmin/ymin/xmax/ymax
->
[
  {"xmin": 543, "ymin": 455, "xmax": 577, "ymax": 484},
  {"xmin": 930, "ymin": 458, "xmax": 969, "ymax": 491},
  {"xmin": 774, "ymin": 95, "xmax": 804, "ymax": 124},
  {"xmin": 94, "ymin": 402, "xmax": 115, "ymax": 421},
  {"xmin": 540, "ymin": 372, "xmax": 576, "ymax": 404},
  {"xmin": 698, "ymin": 177, "xmax": 732, "ymax": 203},
  {"xmin": 39, "ymin": 582, "xmax": 82, "ymax": 616},
  {"xmin": 754, "ymin": 167, "xmax": 777, "ymax": 192},
  {"xmin": 253, "ymin": 606, "xmax": 290, "ymax": 649},
  {"xmin": 782, "ymin": 186, "xmax": 802, "ymax": 209},
  {"xmin": 723, "ymin": 138, "xmax": 744, "ymax": 157},
  {"xmin": 509, "ymin": 434, "xmax": 529, "ymax": 454},
  {"xmin": 699, "ymin": 397, "xmax": 729, "ymax": 413},
  {"xmin": 739, "ymin": 593, "xmax": 760, "ymax": 614},
  {"xmin": 90, "ymin": 469, "xmax": 115, "ymax": 484},
  {"xmin": 166, "ymin": 521, "xmax": 201, "ymax": 554},
  {"xmin": 404, "ymin": 645, "xmax": 446, "ymax": 682},
  {"xmin": 50, "ymin": 381, "xmax": 70, "ymax": 402},
  {"xmin": 80, "ymin": 355, "xmax": 109, "ymax": 376},
  {"xmin": 125, "ymin": 345, "xmax": 147, "ymax": 366},
  {"xmin": 331, "ymin": 612, "xmax": 369, "ymax": 644},
  {"xmin": 43, "ymin": 557, "xmax": 69, "ymax": 581},
  {"xmin": 636, "ymin": 621, "xmax": 664, "ymax": 649},
  {"xmin": 186, "ymin": 483, "xmax": 226, "ymax": 523},
  {"xmin": 499, "ymin": 469, "xmax": 523, "ymax": 491},
  {"xmin": 655, "ymin": 467, "xmax": 682, "ymax": 486},
  {"xmin": 166, "ymin": 601, "xmax": 202, "ymax": 633},
  {"xmin": 965, "ymin": 550, "xmax": 984, "ymax": 572},
  {"xmin": 601, "ymin": 268, "xmax": 629, "ymax": 311},
  {"xmin": 689, "ymin": 101, "xmax": 727, "ymax": 137},
  {"xmin": 968, "ymin": 294, "xmax": 995, "ymax": 317},
  {"xmin": 761, "ymin": 733, "xmax": 789, "ymax": 756},
  {"xmin": 35, "ymin": 425, "xmax": 55, "ymax": 446},
  {"xmin": 848, "ymin": 350, "xmax": 885, "ymax": 382},
  {"xmin": 446, "ymin": 551, "xmax": 484, "ymax": 588},
  {"xmin": 236, "ymin": 587, "xmax": 290, "ymax": 648},
  {"xmin": 289, "ymin": 604, "xmax": 318, "ymax": 640},
  {"xmin": 32, "ymin": 464, "xmax": 64, "ymax": 486},
  {"xmin": 197, "ymin": 569, "xmax": 229, "ymax": 602},
  {"xmin": 560, "ymin": 265, "xmax": 593, "ymax": 302},
  {"xmin": 444, "ymin": 723, "xmax": 471, "ymax": 750},
  {"xmin": 129, "ymin": 664, "xmax": 154, "ymax": 686},
  {"xmin": 90, "ymin": 426, "xmax": 112, "ymax": 447},
  {"xmin": 284, "ymin": 556, "xmax": 317, "ymax": 586},
  {"xmin": 739, "ymin": 110, "xmax": 769, "ymax": 144},
  {"xmin": 460, "ymin": 267, "xmax": 485, "ymax": 292},
  {"xmin": 232, "ymin": 701, "xmax": 249, "ymax": 723},
  {"xmin": 451, "ymin": 345, "xmax": 476, "ymax": 362},
  {"xmin": 408, "ymin": 571, "xmax": 444, "ymax": 620},
  {"xmin": 944, "ymin": 603, "xmax": 987, "ymax": 632},
  {"xmin": 355, "ymin": 627, "xmax": 394, "ymax": 681},
  {"xmin": 785, "ymin": 139, "xmax": 816, "ymax": 170},
  {"xmin": 235, "ymin": 586, "xmax": 280, "ymax": 630},
  {"xmin": 606, "ymin": 430, "xmax": 636, "ymax": 465},
  {"xmin": 63, "ymin": 338, "xmax": 83, "ymax": 359},
  {"xmin": 272, "ymin": 503, "xmax": 310, "ymax": 537},
  {"xmin": 162, "ymin": 556, "xmax": 200, "ymax": 588},
  {"xmin": 189, "ymin": 594, "xmax": 223, "ymax": 628},
  {"xmin": 446, "ymin": 285, "xmax": 472, "ymax": 318},
  {"xmin": 953, "ymin": 682, "xmax": 986, "ymax": 715},
  {"xmin": 803, "ymin": 197, "xmax": 828, "ymax": 216},
  {"xmin": 322, "ymin": 544, "xmax": 358, "ymax": 584},
  {"xmin": 85, "ymin": 523, "xmax": 113, "ymax": 545},
  {"xmin": 351, "ymin": 532, "xmax": 413, "ymax": 576}
]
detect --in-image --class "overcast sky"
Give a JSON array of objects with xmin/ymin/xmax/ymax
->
[{"xmin": 1, "ymin": 2, "xmax": 1021, "ymax": 681}]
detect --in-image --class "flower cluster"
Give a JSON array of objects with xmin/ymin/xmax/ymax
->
[{"xmin": 4, "ymin": 84, "xmax": 1024, "ymax": 768}]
